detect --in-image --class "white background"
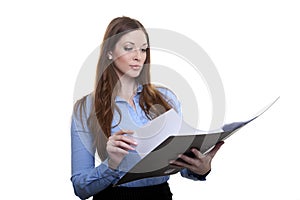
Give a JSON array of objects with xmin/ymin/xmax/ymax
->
[{"xmin": 0, "ymin": 0, "xmax": 299, "ymax": 199}]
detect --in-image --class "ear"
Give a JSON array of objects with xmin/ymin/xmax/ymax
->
[{"xmin": 107, "ymin": 51, "xmax": 113, "ymax": 60}]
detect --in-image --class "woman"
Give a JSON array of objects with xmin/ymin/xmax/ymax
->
[{"xmin": 71, "ymin": 16, "xmax": 224, "ymax": 200}]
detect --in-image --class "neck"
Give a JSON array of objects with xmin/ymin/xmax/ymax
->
[{"xmin": 117, "ymin": 76, "xmax": 137, "ymax": 100}]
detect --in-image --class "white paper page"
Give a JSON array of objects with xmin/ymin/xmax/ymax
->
[
  {"xmin": 129, "ymin": 109, "xmax": 182, "ymax": 157},
  {"xmin": 130, "ymin": 109, "xmax": 221, "ymax": 158},
  {"xmin": 178, "ymin": 118, "xmax": 222, "ymax": 135}
]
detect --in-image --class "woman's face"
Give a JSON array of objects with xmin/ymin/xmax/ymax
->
[{"xmin": 111, "ymin": 30, "xmax": 148, "ymax": 78}]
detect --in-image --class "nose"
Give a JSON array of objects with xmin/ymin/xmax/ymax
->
[{"xmin": 133, "ymin": 49, "xmax": 142, "ymax": 61}]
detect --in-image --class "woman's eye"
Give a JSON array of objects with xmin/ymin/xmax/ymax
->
[
  {"xmin": 141, "ymin": 48, "xmax": 147, "ymax": 52},
  {"xmin": 124, "ymin": 47, "xmax": 133, "ymax": 51}
]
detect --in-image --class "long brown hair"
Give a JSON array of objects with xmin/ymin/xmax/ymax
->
[{"xmin": 74, "ymin": 16, "xmax": 173, "ymax": 161}]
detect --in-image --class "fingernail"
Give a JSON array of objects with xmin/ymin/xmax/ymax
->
[{"xmin": 169, "ymin": 160, "xmax": 175, "ymax": 164}]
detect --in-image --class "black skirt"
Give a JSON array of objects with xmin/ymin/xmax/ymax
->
[{"xmin": 93, "ymin": 182, "xmax": 173, "ymax": 200}]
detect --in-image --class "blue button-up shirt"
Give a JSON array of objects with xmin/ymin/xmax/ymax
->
[{"xmin": 71, "ymin": 85, "xmax": 204, "ymax": 199}]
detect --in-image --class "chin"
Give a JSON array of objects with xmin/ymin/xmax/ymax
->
[
  {"xmin": 124, "ymin": 70, "xmax": 143, "ymax": 78},
  {"xmin": 128, "ymin": 72, "xmax": 142, "ymax": 78}
]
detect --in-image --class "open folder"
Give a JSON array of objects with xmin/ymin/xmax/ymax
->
[{"xmin": 115, "ymin": 97, "xmax": 279, "ymax": 185}]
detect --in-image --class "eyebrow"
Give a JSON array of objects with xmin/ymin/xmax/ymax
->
[{"xmin": 123, "ymin": 41, "xmax": 148, "ymax": 46}]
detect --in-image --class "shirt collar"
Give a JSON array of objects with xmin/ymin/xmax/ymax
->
[{"xmin": 136, "ymin": 83, "xmax": 143, "ymax": 94}]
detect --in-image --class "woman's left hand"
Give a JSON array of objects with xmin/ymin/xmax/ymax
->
[{"xmin": 169, "ymin": 141, "xmax": 224, "ymax": 175}]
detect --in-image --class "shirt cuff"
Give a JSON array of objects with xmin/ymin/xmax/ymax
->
[
  {"xmin": 98, "ymin": 159, "xmax": 122, "ymax": 184},
  {"xmin": 190, "ymin": 169, "xmax": 211, "ymax": 181},
  {"xmin": 181, "ymin": 168, "xmax": 211, "ymax": 181}
]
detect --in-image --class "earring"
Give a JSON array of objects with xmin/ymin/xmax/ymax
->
[{"xmin": 108, "ymin": 55, "xmax": 113, "ymax": 60}]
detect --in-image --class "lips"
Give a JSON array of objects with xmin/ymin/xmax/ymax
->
[{"xmin": 130, "ymin": 65, "xmax": 142, "ymax": 70}]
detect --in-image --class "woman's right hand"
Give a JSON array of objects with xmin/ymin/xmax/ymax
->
[{"xmin": 106, "ymin": 130, "xmax": 137, "ymax": 169}]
